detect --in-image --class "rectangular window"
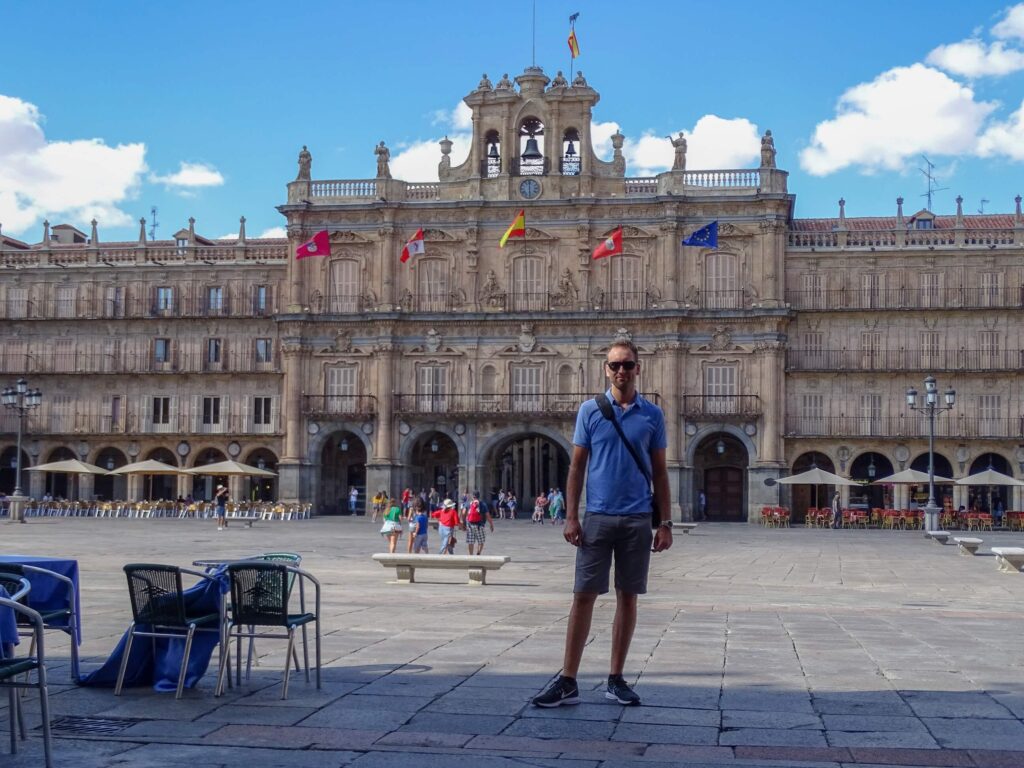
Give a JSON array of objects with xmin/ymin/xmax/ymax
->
[
  {"xmin": 254, "ymin": 338, "xmax": 273, "ymax": 363},
  {"xmin": 55, "ymin": 286, "xmax": 75, "ymax": 318},
  {"xmin": 254, "ymin": 285, "xmax": 269, "ymax": 314},
  {"xmin": 417, "ymin": 260, "xmax": 448, "ymax": 312},
  {"xmin": 802, "ymin": 331, "xmax": 824, "ymax": 366},
  {"xmin": 154, "ymin": 338, "xmax": 171, "ymax": 364},
  {"xmin": 206, "ymin": 338, "xmax": 222, "ymax": 364},
  {"xmin": 202, "ymin": 396, "xmax": 221, "ymax": 425},
  {"xmin": 980, "ymin": 330, "xmax": 1000, "ymax": 364},
  {"xmin": 108, "ymin": 395, "xmax": 122, "ymax": 432},
  {"xmin": 50, "ymin": 395, "xmax": 73, "ymax": 434},
  {"xmin": 156, "ymin": 286, "xmax": 174, "ymax": 312},
  {"xmin": 610, "ymin": 256, "xmax": 643, "ymax": 310},
  {"xmin": 207, "ymin": 286, "xmax": 223, "ymax": 314},
  {"xmin": 705, "ymin": 364, "xmax": 737, "ymax": 414},
  {"xmin": 801, "ymin": 273, "xmax": 824, "ymax": 309},
  {"xmin": 104, "ymin": 286, "xmax": 125, "ymax": 318},
  {"xmin": 54, "ymin": 339, "xmax": 75, "ymax": 372},
  {"xmin": 511, "ymin": 365, "xmax": 541, "ymax": 412},
  {"xmin": 705, "ymin": 253, "xmax": 739, "ymax": 308},
  {"xmin": 859, "ymin": 393, "xmax": 882, "ymax": 436},
  {"xmin": 326, "ymin": 366, "xmax": 357, "ymax": 413},
  {"xmin": 8, "ymin": 287, "xmax": 28, "ymax": 318},
  {"xmin": 512, "ymin": 257, "xmax": 543, "ymax": 311},
  {"xmin": 860, "ymin": 332, "xmax": 882, "ymax": 369},
  {"xmin": 979, "ymin": 394, "xmax": 1002, "ymax": 435},
  {"xmin": 152, "ymin": 396, "xmax": 171, "ymax": 425},
  {"xmin": 920, "ymin": 331, "xmax": 940, "ymax": 368},
  {"xmin": 253, "ymin": 396, "xmax": 272, "ymax": 425},
  {"xmin": 329, "ymin": 260, "xmax": 360, "ymax": 313},
  {"xmin": 417, "ymin": 365, "xmax": 448, "ymax": 412},
  {"xmin": 800, "ymin": 394, "xmax": 824, "ymax": 433},
  {"xmin": 861, "ymin": 273, "xmax": 882, "ymax": 308},
  {"xmin": 980, "ymin": 272, "xmax": 1002, "ymax": 307},
  {"xmin": 920, "ymin": 272, "xmax": 942, "ymax": 308}
]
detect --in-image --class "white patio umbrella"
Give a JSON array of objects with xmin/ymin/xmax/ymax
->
[
  {"xmin": 873, "ymin": 468, "xmax": 954, "ymax": 485},
  {"xmin": 955, "ymin": 468, "xmax": 1024, "ymax": 486},
  {"xmin": 184, "ymin": 460, "xmax": 276, "ymax": 477},
  {"xmin": 27, "ymin": 459, "xmax": 109, "ymax": 475},
  {"xmin": 107, "ymin": 459, "xmax": 186, "ymax": 476},
  {"xmin": 776, "ymin": 467, "xmax": 861, "ymax": 486}
]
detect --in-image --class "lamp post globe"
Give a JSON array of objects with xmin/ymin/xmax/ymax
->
[
  {"xmin": 2, "ymin": 378, "xmax": 43, "ymax": 522},
  {"xmin": 906, "ymin": 375, "xmax": 955, "ymax": 534}
]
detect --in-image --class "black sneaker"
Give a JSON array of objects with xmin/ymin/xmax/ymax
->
[
  {"xmin": 531, "ymin": 675, "xmax": 580, "ymax": 708},
  {"xmin": 606, "ymin": 675, "xmax": 641, "ymax": 705}
]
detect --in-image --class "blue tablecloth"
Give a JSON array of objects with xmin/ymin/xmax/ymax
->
[
  {"xmin": 0, "ymin": 585, "xmax": 18, "ymax": 655},
  {"xmin": 79, "ymin": 569, "xmax": 227, "ymax": 692},
  {"xmin": 0, "ymin": 554, "xmax": 82, "ymax": 643}
]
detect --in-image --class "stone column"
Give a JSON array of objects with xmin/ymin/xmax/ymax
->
[
  {"xmin": 660, "ymin": 219, "xmax": 680, "ymax": 307},
  {"xmin": 758, "ymin": 342, "xmax": 784, "ymax": 463},
  {"xmin": 379, "ymin": 225, "xmax": 397, "ymax": 309},
  {"xmin": 372, "ymin": 343, "xmax": 395, "ymax": 462},
  {"xmin": 79, "ymin": 474, "xmax": 95, "ymax": 502},
  {"xmin": 281, "ymin": 341, "xmax": 304, "ymax": 461},
  {"xmin": 287, "ymin": 228, "xmax": 306, "ymax": 312}
]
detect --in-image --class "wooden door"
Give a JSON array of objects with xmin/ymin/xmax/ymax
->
[{"xmin": 705, "ymin": 467, "xmax": 744, "ymax": 521}]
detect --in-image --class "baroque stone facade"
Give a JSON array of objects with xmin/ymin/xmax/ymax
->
[{"xmin": 2, "ymin": 67, "xmax": 1022, "ymax": 520}]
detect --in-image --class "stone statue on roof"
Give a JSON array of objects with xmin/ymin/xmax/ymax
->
[
  {"xmin": 549, "ymin": 70, "xmax": 568, "ymax": 89},
  {"xmin": 496, "ymin": 73, "xmax": 514, "ymax": 91},
  {"xmin": 760, "ymin": 130, "xmax": 776, "ymax": 169},
  {"xmin": 572, "ymin": 70, "xmax": 588, "ymax": 87},
  {"xmin": 296, "ymin": 145, "xmax": 312, "ymax": 181},
  {"xmin": 375, "ymin": 141, "xmax": 391, "ymax": 179},
  {"xmin": 669, "ymin": 132, "xmax": 687, "ymax": 171},
  {"xmin": 477, "ymin": 73, "xmax": 493, "ymax": 90}
]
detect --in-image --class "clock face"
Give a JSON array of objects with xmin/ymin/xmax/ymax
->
[{"xmin": 519, "ymin": 179, "xmax": 541, "ymax": 199}]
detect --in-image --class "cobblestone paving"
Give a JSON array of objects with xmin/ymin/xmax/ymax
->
[{"xmin": 2, "ymin": 517, "xmax": 1023, "ymax": 767}]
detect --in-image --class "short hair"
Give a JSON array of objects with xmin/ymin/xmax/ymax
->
[{"xmin": 608, "ymin": 339, "xmax": 639, "ymax": 361}]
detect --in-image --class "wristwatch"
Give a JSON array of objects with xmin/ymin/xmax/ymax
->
[{"xmin": 658, "ymin": 519, "xmax": 673, "ymax": 529}]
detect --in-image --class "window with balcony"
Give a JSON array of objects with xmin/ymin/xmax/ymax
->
[
  {"xmin": 512, "ymin": 256, "xmax": 543, "ymax": 311},
  {"xmin": 254, "ymin": 338, "xmax": 273, "ymax": 364},
  {"xmin": 156, "ymin": 286, "xmax": 174, "ymax": 313},
  {"xmin": 329, "ymin": 259, "xmax": 360, "ymax": 313},
  {"xmin": 610, "ymin": 256, "xmax": 642, "ymax": 310},
  {"xmin": 107, "ymin": 395, "xmax": 123, "ymax": 432},
  {"xmin": 154, "ymin": 338, "xmax": 171, "ymax": 364},
  {"xmin": 55, "ymin": 286, "xmax": 76, "ymax": 318},
  {"xmin": 152, "ymin": 396, "xmax": 171, "ymax": 425},
  {"xmin": 8, "ymin": 287, "xmax": 28, "ymax": 318},
  {"xmin": 480, "ymin": 365, "xmax": 497, "ymax": 406},
  {"xmin": 254, "ymin": 396, "xmax": 273, "ymax": 426},
  {"xmin": 920, "ymin": 272, "xmax": 942, "ymax": 308},
  {"xmin": 104, "ymin": 286, "xmax": 125, "ymax": 318},
  {"xmin": 207, "ymin": 338, "xmax": 222, "ymax": 365},
  {"xmin": 202, "ymin": 396, "xmax": 221, "ymax": 425},
  {"xmin": 417, "ymin": 259, "xmax": 448, "ymax": 312},
  {"xmin": 979, "ymin": 394, "xmax": 1001, "ymax": 434},
  {"xmin": 511, "ymin": 365, "xmax": 541, "ymax": 412},
  {"xmin": 54, "ymin": 339, "xmax": 74, "ymax": 372},
  {"xmin": 417, "ymin": 364, "xmax": 448, "ymax": 412},
  {"xmin": 800, "ymin": 394, "xmax": 824, "ymax": 433},
  {"xmin": 980, "ymin": 330, "xmax": 1001, "ymax": 363},
  {"xmin": 861, "ymin": 273, "xmax": 883, "ymax": 308},
  {"xmin": 705, "ymin": 364, "xmax": 737, "ymax": 414},
  {"xmin": 801, "ymin": 273, "xmax": 824, "ymax": 309},
  {"xmin": 860, "ymin": 332, "xmax": 881, "ymax": 369},
  {"xmin": 326, "ymin": 366, "xmax": 357, "ymax": 413},
  {"xmin": 802, "ymin": 332, "xmax": 824, "ymax": 366},
  {"xmin": 254, "ymin": 285, "xmax": 269, "ymax": 314},
  {"xmin": 51, "ymin": 395, "xmax": 73, "ymax": 434},
  {"xmin": 206, "ymin": 286, "xmax": 224, "ymax": 314},
  {"xmin": 920, "ymin": 331, "xmax": 940, "ymax": 368},
  {"xmin": 980, "ymin": 272, "xmax": 1002, "ymax": 307},
  {"xmin": 859, "ymin": 393, "xmax": 882, "ymax": 436},
  {"xmin": 704, "ymin": 253, "xmax": 738, "ymax": 308}
]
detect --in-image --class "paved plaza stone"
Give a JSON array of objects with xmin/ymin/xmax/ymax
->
[{"xmin": 2, "ymin": 516, "xmax": 1024, "ymax": 767}]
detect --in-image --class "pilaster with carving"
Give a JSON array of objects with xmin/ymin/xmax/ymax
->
[
  {"xmin": 753, "ymin": 341, "xmax": 784, "ymax": 463},
  {"xmin": 373, "ymin": 341, "xmax": 396, "ymax": 461},
  {"xmin": 281, "ymin": 339, "xmax": 306, "ymax": 460},
  {"xmin": 379, "ymin": 223, "xmax": 396, "ymax": 308}
]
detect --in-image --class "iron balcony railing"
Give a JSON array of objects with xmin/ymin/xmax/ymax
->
[
  {"xmin": 785, "ymin": 415, "xmax": 1024, "ymax": 439},
  {"xmin": 393, "ymin": 392, "xmax": 660, "ymax": 417},
  {"xmin": 0, "ymin": 408, "xmax": 282, "ymax": 437},
  {"xmin": 0, "ymin": 287, "xmax": 279, "ymax": 321},
  {"xmin": 786, "ymin": 286, "xmax": 1024, "ymax": 311},
  {"xmin": 682, "ymin": 395, "xmax": 762, "ymax": 420},
  {"xmin": 302, "ymin": 395, "xmax": 378, "ymax": 418},
  {"xmin": 787, "ymin": 348, "xmax": 1024, "ymax": 372},
  {"xmin": 0, "ymin": 348, "xmax": 282, "ymax": 375}
]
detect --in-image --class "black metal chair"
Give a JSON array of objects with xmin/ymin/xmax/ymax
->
[
  {"xmin": 115, "ymin": 564, "xmax": 224, "ymax": 699},
  {"xmin": 0, "ymin": 564, "xmax": 80, "ymax": 682},
  {"xmin": 215, "ymin": 561, "xmax": 320, "ymax": 699},
  {"xmin": 1, "ymin": 597, "xmax": 53, "ymax": 767}
]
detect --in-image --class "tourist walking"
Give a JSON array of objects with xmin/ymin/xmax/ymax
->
[
  {"xmin": 532, "ymin": 339, "xmax": 672, "ymax": 709},
  {"xmin": 507, "ymin": 490, "xmax": 518, "ymax": 520},
  {"xmin": 465, "ymin": 491, "xmax": 494, "ymax": 555},
  {"xmin": 830, "ymin": 490, "xmax": 842, "ymax": 529},
  {"xmin": 435, "ymin": 498, "xmax": 462, "ymax": 554},
  {"xmin": 533, "ymin": 491, "xmax": 549, "ymax": 523},
  {"xmin": 411, "ymin": 501, "xmax": 430, "ymax": 553},
  {"xmin": 380, "ymin": 496, "xmax": 404, "ymax": 553},
  {"xmin": 215, "ymin": 484, "xmax": 229, "ymax": 530}
]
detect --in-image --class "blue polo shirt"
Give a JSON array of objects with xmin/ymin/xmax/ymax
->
[{"xmin": 572, "ymin": 390, "xmax": 667, "ymax": 515}]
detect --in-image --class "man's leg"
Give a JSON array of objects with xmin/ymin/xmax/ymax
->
[
  {"xmin": 562, "ymin": 592, "xmax": 597, "ymax": 678},
  {"xmin": 609, "ymin": 589, "xmax": 638, "ymax": 676}
]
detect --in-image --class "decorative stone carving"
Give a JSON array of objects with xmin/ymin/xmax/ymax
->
[
  {"xmin": 549, "ymin": 70, "xmax": 568, "ymax": 89},
  {"xmin": 710, "ymin": 327, "xmax": 734, "ymax": 351},
  {"xmin": 684, "ymin": 285, "xmax": 699, "ymax": 305},
  {"xmin": 518, "ymin": 324, "xmax": 537, "ymax": 353},
  {"xmin": 425, "ymin": 328, "xmax": 442, "ymax": 353},
  {"xmin": 398, "ymin": 288, "xmax": 413, "ymax": 312},
  {"xmin": 309, "ymin": 289, "xmax": 324, "ymax": 313},
  {"xmin": 760, "ymin": 130, "xmax": 776, "ymax": 168},
  {"xmin": 589, "ymin": 287, "xmax": 605, "ymax": 309},
  {"xmin": 495, "ymin": 73, "xmax": 514, "ymax": 90},
  {"xmin": 670, "ymin": 132, "xmax": 687, "ymax": 171},
  {"xmin": 477, "ymin": 73, "xmax": 493, "ymax": 91},
  {"xmin": 613, "ymin": 327, "xmax": 632, "ymax": 343},
  {"xmin": 375, "ymin": 140, "xmax": 391, "ymax": 179},
  {"xmin": 572, "ymin": 70, "xmax": 587, "ymax": 87},
  {"xmin": 550, "ymin": 268, "xmax": 579, "ymax": 308},
  {"xmin": 480, "ymin": 269, "xmax": 505, "ymax": 308},
  {"xmin": 296, "ymin": 145, "xmax": 312, "ymax": 181},
  {"xmin": 611, "ymin": 130, "xmax": 625, "ymax": 176},
  {"xmin": 334, "ymin": 330, "xmax": 352, "ymax": 353},
  {"xmin": 438, "ymin": 136, "xmax": 453, "ymax": 180}
]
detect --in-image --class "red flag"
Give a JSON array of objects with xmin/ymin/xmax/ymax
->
[
  {"xmin": 401, "ymin": 228, "xmax": 425, "ymax": 263},
  {"xmin": 592, "ymin": 226, "xmax": 623, "ymax": 259},
  {"xmin": 296, "ymin": 229, "xmax": 330, "ymax": 259}
]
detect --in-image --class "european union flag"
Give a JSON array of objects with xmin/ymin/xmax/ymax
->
[{"xmin": 682, "ymin": 221, "xmax": 718, "ymax": 248}]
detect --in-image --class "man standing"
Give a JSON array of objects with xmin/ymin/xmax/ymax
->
[
  {"xmin": 830, "ymin": 490, "xmax": 842, "ymax": 529},
  {"xmin": 348, "ymin": 486, "xmax": 358, "ymax": 515},
  {"xmin": 532, "ymin": 340, "xmax": 672, "ymax": 708},
  {"xmin": 697, "ymin": 488, "xmax": 707, "ymax": 521}
]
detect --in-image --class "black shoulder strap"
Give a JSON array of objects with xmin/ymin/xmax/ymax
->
[{"xmin": 594, "ymin": 396, "xmax": 652, "ymax": 487}]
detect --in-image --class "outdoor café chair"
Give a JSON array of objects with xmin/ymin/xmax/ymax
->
[
  {"xmin": 115, "ymin": 564, "xmax": 225, "ymax": 699},
  {"xmin": 0, "ymin": 597, "xmax": 54, "ymax": 767},
  {"xmin": 0, "ymin": 563, "xmax": 81, "ymax": 682},
  {"xmin": 215, "ymin": 561, "xmax": 320, "ymax": 700}
]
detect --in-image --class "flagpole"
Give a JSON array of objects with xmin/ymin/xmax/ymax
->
[{"xmin": 532, "ymin": 0, "xmax": 536, "ymax": 67}]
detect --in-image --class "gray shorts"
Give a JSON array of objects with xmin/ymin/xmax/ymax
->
[{"xmin": 574, "ymin": 513, "xmax": 653, "ymax": 595}]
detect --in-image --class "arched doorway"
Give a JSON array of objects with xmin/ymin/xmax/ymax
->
[
  {"xmin": 849, "ymin": 452, "xmax": 894, "ymax": 510},
  {"xmin": 320, "ymin": 431, "xmax": 366, "ymax": 515},
  {"xmin": 44, "ymin": 446, "xmax": 76, "ymax": 499},
  {"xmin": 0, "ymin": 445, "xmax": 30, "ymax": 495},
  {"xmin": 93, "ymin": 447, "xmax": 128, "ymax": 501},
  {"xmin": 408, "ymin": 432, "xmax": 460, "ymax": 501},
  {"xmin": 488, "ymin": 433, "xmax": 570, "ymax": 508},
  {"xmin": 696, "ymin": 433, "xmax": 749, "ymax": 521},
  {"xmin": 190, "ymin": 447, "xmax": 228, "ymax": 501},
  {"xmin": 967, "ymin": 453, "xmax": 1016, "ymax": 511},
  {"xmin": 909, "ymin": 452, "xmax": 954, "ymax": 511},
  {"xmin": 790, "ymin": 451, "xmax": 837, "ymax": 523},
  {"xmin": 244, "ymin": 448, "xmax": 278, "ymax": 502},
  {"xmin": 145, "ymin": 448, "xmax": 179, "ymax": 500}
]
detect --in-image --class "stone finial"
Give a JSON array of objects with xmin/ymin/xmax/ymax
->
[
  {"xmin": 1015, "ymin": 195, "xmax": 1022, "ymax": 225},
  {"xmin": 838, "ymin": 198, "xmax": 846, "ymax": 224},
  {"xmin": 438, "ymin": 136, "xmax": 453, "ymax": 181},
  {"xmin": 296, "ymin": 145, "xmax": 312, "ymax": 181},
  {"xmin": 955, "ymin": 195, "xmax": 964, "ymax": 226},
  {"xmin": 611, "ymin": 130, "xmax": 626, "ymax": 176},
  {"xmin": 188, "ymin": 217, "xmax": 196, "ymax": 242},
  {"xmin": 43, "ymin": 219, "xmax": 50, "ymax": 243},
  {"xmin": 238, "ymin": 216, "xmax": 247, "ymax": 243},
  {"xmin": 90, "ymin": 218, "xmax": 98, "ymax": 246},
  {"xmin": 896, "ymin": 197, "xmax": 904, "ymax": 226},
  {"xmin": 138, "ymin": 217, "xmax": 147, "ymax": 245}
]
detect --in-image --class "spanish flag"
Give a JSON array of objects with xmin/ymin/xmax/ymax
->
[
  {"xmin": 568, "ymin": 28, "xmax": 580, "ymax": 59},
  {"xmin": 499, "ymin": 209, "xmax": 526, "ymax": 248}
]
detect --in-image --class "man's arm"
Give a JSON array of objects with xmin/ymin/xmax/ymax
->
[
  {"xmin": 563, "ymin": 445, "xmax": 589, "ymax": 547},
  {"xmin": 651, "ymin": 447, "xmax": 673, "ymax": 552}
]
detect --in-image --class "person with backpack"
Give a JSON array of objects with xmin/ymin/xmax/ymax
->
[{"xmin": 465, "ymin": 491, "xmax": 494, "ymax": 555}]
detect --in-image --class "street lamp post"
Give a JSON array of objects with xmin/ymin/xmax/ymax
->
[
  {"xmin": 906, "ymin": 375, "xmax": 955, "ymax": 534},
  {"xmin": 2, "ymin": 378, "xmax": 43, "ymax": 522}
]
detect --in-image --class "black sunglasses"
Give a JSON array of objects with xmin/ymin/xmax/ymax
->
[{"xmin": 606, "ymin": 360, "xmax": 637, "ymax": 372}]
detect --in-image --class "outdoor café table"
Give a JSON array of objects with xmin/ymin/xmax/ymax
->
[
  {"xmin": 79, "ymin": 567, "xmax": 227, "ymax": 693},
  {"xmin": 0, "ymin": 584, "xmax": 18, "ymax": 659}
]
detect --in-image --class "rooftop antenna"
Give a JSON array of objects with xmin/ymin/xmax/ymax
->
[
  {"xmin": 978, "ymin": 198, "xmax": 990, "ymax": 214},
  {"xmin": 919, "ymin": 156, "xmax": 948, "ymax": 211},
  {"xmin": 531, "ymin": 0, "xmax": 536, "ymax": 67},
  {"xmin": 148, "ymin": 206, "xmax": 159, "ymax": 241}
]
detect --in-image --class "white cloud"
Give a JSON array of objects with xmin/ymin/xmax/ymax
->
[
  {"xmin": 0, "ymin": 94, "xmax": 147, "ymax": 235},
  {"xmin": 993, "ymin": 3, "xmax": 1024, "ymax": 40},
  {"xmin": 389, "ymin": 101, "xmax": 472, "ymax": 182},
  {"xmin": 926, "ymin": 38, "xmax": 1024, "ymax": 77},
  {"xmin": 799, "ymin": 64, "xmax": 997, "ymax": 176},
  {"xmin": 978, "ymin": 98, "xmax": 1024, "ymax": 159},
  {"xmin": 591, "ymin": 120, "xmax": 620, "ymax": 160},
  {"xmin": 150, "ymin": 161, "xmax": 224, "ymax": 190},
  {"xmin": 256, "ymin": 226, "xmax": 287, "ymax": 238}
]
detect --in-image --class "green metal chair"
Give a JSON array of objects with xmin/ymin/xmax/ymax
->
[
  {"xmin": 0, "ymin": 564, "xmax": 80, "ymax": 682},
  {"xmin": 1, "ymin": 596, "xmax": 53, "ymax": 767}
]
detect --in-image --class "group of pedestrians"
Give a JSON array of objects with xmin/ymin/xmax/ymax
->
[
  {"xmin": 531, "ymin": 488, "xmax": 566, "ymax": 524},
  {"xmin": 378, "ymin": 488, "xmax": 495, "ymax": 556}
]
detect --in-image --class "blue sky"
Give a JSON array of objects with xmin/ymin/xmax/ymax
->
[{"xmin": 3, "ymin": 1, "xmax": 1024, "ymax": 243}]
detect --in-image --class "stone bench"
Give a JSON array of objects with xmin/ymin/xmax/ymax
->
[
  {"xmin": 678, "ymin": 523, "xmax": 697, "ymax": 534},
  {"xmin": 990, "ymin": 547, "xmax": 1024, "ymax": 573},
  {"xmin": 372, "ymin": 553, "xmax": 511, "ymax": 585},
  {"xmin": 953, "ymin": 537, "xmax": 983, "ymax": 556},
  {"xmin": 926, "ymin": 530, "xmax": 951, "ymax": 544}
]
